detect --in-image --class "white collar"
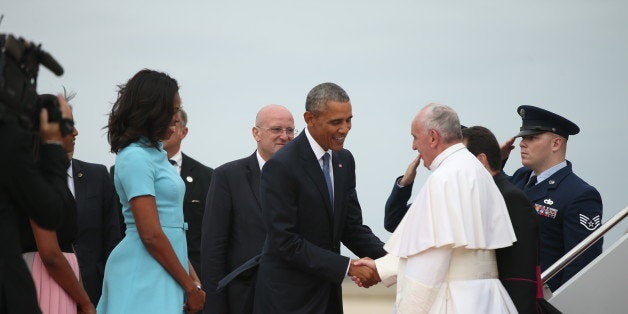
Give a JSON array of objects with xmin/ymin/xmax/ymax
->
[
  {"xmin": 170, "ymin": 149, "xmax": 183, "ymax": 166},
  {"xmin": 428, "ymin": 143, "xmax": 466, "ymax": 171},
  {"xmin": 256, "ymin": 150, "xmax": 266, "ymax": 171},
  {"xmin": 305, "ymin": 127, "xmax": 332, "ymax": 161},
  {"xmin": 67, "ymin": 159, "xmax": 73, "ymax": 178}
]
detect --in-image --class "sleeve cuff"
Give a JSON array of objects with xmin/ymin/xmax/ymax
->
[{"xmin": 375, "ymin": 254, "xmax": 399, "ymax": 287}]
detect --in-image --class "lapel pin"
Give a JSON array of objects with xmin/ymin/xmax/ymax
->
[
  {"xmin": 186, "ymin": 176, "xmax": 193, "ymax": 183},
  {"xmin": 338, "ymin": 163, "xmax": 342, "ymax": 168},
  {"xmin": 77, "ymin": 172, "xmax": 83, "ymax": 178},
  {"xmin": 548, "ymin": 180, "xmax": 555, "ymax": 185},
  {"xmin": 544, "ymin": 198, "xmax": 554, "ymax": 205}
]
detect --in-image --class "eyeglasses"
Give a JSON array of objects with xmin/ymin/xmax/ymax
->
[{"xmin": 256, "ymin": 126, "xmax": 298, "ymax": 136}]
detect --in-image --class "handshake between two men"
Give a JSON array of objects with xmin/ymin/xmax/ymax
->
[{"xmin": 348, "ymin": 258, "xmax": 380, "ymax": 288}]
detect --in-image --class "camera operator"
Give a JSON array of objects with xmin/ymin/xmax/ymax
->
[{"xmin": 0, "ymin": 94, "xmax": 76, "ymax": 314}]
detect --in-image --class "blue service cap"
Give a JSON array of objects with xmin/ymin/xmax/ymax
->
[{"xmin": 515, "ymin": 105, "xmax": 580, "ymax": 139}]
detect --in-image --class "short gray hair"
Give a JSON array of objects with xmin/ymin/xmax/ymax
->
[
  {"xmin": 421, "ymin": 103, "xmax": 462, "ymax": 143},
  {"xmin": 305, "ymin": 82, "xmax": 350, "ymax": 113}
]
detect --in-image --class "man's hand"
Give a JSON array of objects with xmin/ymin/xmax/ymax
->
[
  {"xmin": 399, "ymin": 154, "xmax": 421, "ymax": 186},
  {"xmin": 500, "ymin": 137, "xmax": 516, "ymax": 162},
  {"xmin": 39, "ymin": 94, "xmax": 71, "ymax": 142},
  {"xmin": 349, "ymin": 258, "xmax": 380, "ymax": 288}
]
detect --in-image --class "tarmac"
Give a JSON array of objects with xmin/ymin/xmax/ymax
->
[{"xmin": 342, "ymin": 278, "xmax": 395, "ymax": 313}]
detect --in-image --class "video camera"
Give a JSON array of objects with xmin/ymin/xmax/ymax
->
[{"xmin": 0, "ymin": 33, "xmax": 74, "ymax": 135}]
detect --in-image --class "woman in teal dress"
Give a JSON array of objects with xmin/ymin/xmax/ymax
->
[{"xmin": 98, "ymin": 69, "xmax": 205, "ymax": 313}]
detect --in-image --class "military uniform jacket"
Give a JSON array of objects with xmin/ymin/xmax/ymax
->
[{"xmin": 510, "ymin": 160, "xmax": 603, "ymax": 291}]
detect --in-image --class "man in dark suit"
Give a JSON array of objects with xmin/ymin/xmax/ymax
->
[
  {"xmin": 162, "ymin": 108, "xmax": 213, "ymax": 278},
  {"xmin": 61, "ymin": 103, "xmax": 122, "ymax": 305},
  {"xmin": 254, "ymin": 83, "xmax": 386, "ymax": 313},
  {"xmin": 502, "ymin": 105, "xmax": 603, "ymax": 291},
  {"xmin": 463, "ymin": 126, "xmax": 539, "ymax": 313},
  {"xmin": 202, "ymin": 105, "xmax": 295, "ymax": 314}
]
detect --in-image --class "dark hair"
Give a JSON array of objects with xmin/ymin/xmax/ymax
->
[
  {"xmin": 107, "ymin": 69, "xmax": 179, "ymax": 153},
  {"xmin": 462, "ymin": 126, "xmax": 501, "ymax": 172},
  {"xmin": 305, "ymin": 82, "xmax": 350, "ymax": 114}
]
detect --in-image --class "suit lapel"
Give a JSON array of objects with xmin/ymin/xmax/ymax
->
[
  {"xmin": 245, "ymin": 153, "xmax": 262, "ymax": 209},
  {"xmin": 296, "ymin": 134, "xmax": 334, "ymax": 220},
  {"xmin": 181, "ymin": 154, "xmax": 194, "ymax": 201},
  {"xmin": 331, "ymin": 151, "xmax": 345, "ymax": 239},
  {"xmin": 72, "ymin": 159, "xmax": 85, "ymax": 202},
  {"xmin": 71, "ymin": 159, "xmax": 87, "ymax": 228}
]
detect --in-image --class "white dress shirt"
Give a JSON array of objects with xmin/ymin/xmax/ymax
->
[
  {"xmin": 67, "ymin": 160, "xmax": 75, "ymax": 197},
  {"xmin": 169, "ymin": 149, "xmax": 183, "ymax": 175}
]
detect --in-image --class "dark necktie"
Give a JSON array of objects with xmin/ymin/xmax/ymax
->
[
  {"xmin": 322, "ymin": 153, "xmax": 334, "ymax": 209},
  {"xmin": 525, "ymin": 175, "xmax": 537, "ymax": 189},
  {"xmin": 168, "ymin": 159, "xmax": 176, "ymax": 166}
]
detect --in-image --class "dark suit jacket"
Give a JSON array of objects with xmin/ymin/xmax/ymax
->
[
  {"xmin": 0, "ymin": 113, "xmax": 69, "ymax": 314},
  {"xmin": 110, "ymin": 153, "xmax": 213, "ymax": 277},
  {"xmin": 180, "ymin": 153, "xmax": 213, "ymax": 276},
  {"xmin": 494, "ymin": 173, "xmax": 539, "ymax": 314},
  {"xmin": 383, "ymin": 176, "xmax": 412, "ymax": 232},
  {"xmin": 510, "ymin": 161, "xmax": 603, "ymax": 291},
  {"xmin": 71, "ymin": 158, "xmax": 122, "ymax": 305},
  {"xmin": 108, "ymin": 165, "xmax": 124, "ymax": 235},
  {"xmin": 202, "ymin": 152, "xmax": 265, "ymax": 314},
  {"xmin": 254, "ymin": 132, "xmax": 386, "ymax": 314}
]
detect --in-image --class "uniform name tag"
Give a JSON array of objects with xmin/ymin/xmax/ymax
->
[{"xmin": 534, "ymin": 203, "xmax": 558, "ymax": 219}]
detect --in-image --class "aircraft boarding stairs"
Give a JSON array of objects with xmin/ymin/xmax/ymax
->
[{"xmin": 543, "ymin": 206, "xmax": 627, "ymax": 313}]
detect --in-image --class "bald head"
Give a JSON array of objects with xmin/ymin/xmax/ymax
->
[
  {"xmin": 253, "ymin": 105, "xmax": 295, "ymax": 161},
  {"xmin": 256, "ymin": 105, "xmax": 292, "ymax": 126}
]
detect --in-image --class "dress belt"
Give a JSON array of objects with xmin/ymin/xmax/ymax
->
[{"xmin": 126, "ymin": 222, "xmax": 189, "ymax": 230}]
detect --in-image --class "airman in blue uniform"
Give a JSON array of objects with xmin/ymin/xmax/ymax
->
[{"xmin": 506, "ymin": 105, "xmax": 603, "ymax": 291}]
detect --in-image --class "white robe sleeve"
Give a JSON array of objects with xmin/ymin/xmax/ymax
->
[
  {"xmin": 397, "ymin": 246, "xmax": 453, "ymax": 314},
  {"xmin": 374, "ymin": 254, "xmax": 399, "ymax": 287}
]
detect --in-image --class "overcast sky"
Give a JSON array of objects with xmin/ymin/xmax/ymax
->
[{"xmin": 4, "ymin": 1, "xmax": 626, "ymax": 250}]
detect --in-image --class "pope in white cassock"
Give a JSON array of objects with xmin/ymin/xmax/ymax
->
[{"xmin": 356, "ymin": 104, "xmax": 518, "ymax": 313}]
